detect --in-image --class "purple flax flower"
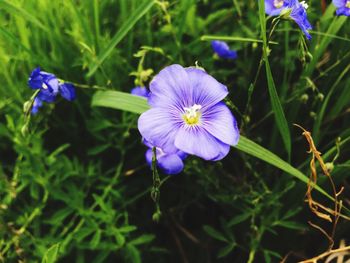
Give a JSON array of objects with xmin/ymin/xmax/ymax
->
[
  {"xmin": 131, "ymin": 86, "xmax": 149, "ymax": 98},
  {"xmin": 333, "ymin": 0, "xmax": 350, "ymax": 16},
  {"xmin": 265, "ymin": 0, "xmax": 293, "ymax": 16},
  {"xmin": 144, "ymin": 139, "xmax": 187, "ymax": 175},
  {"xmin": 211, "ymin": 41, "xmax": 238, "ymax": 60},
  {"xmin": 290, "ymin": 1, "xmax": 312, "ymax": 40},
  {"xmin": 28, "ymin": 67, "xmax": 76, "ymax": 113},
  {"xmin": 138, "ymin": 64, "xmax": 240, "ymax": 161},
  {"xmin": 264, "ymin": 0, "xmax": 312, "ymax": 40}
]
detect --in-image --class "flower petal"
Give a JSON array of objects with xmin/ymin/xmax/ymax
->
[
  {"xmin": 59, "ymin": 83, "xmax": 76, "ymax": 101},
  {"xmin": 45, "ymin": 75, "xmax": 59, "ymax": 93},
  {"xmin": 201, "ymin": 102, "xmax": 240, "ymax": 146},
  {"xmin": 37, "ymin": 90, "xmax": 56, "ymax": 103},
  {"xmin": 185, "ymin": 67, "xmax": 228, "ymax": 109},
  {"xmin": 174, "ymin": 127, "xmax": 230, "ymax": 161},
  {"xmin": 336, "ymin": 7, "xmax": 350, "ymax": 16},
  {"xmin": 211, "ymin": 40, "xmax": 238, "ymax": 59},
  {"xmin": 131, "ymin": 86, "xmax": 149, "ymax": 98},
  {"xmin": 138, "ymin": 108, "xmax": 180, "ymax": 153},
  {"xmin": 28, "ymin": 67, "xmax": 42, "ymax": 89},
  {"xmin": 158, "ymin": 154, "xmax": 184, "ymax": 174},
  {"xmin": 332, "ymin": 0, "xmax": 345, "ymax": 8},
  {"xmin": 148, "ymin": 64, "xmax": 192, "ymax": 108},
  {"xmin": 145, "ymin": 149, "xmax": 184, "ymax": 175},
  {"xmin": 31, "ymin": 97, "xmax": 43, "ymax": 115}
]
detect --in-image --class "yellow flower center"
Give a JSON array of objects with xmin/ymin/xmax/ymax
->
[
  {"xmin": 183, "ymin": 104, "xmax": 202, "ymax": 125},
  {"xmin": 346, "ymin": 0, "xmax": 350, "ymax": 8},
  {"xmin": 274, "ymin": 0, "xmax": 284, "ymax": 8}
]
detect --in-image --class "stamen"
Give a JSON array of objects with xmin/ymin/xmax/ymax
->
[
  {"xmin": 300, "ymin": 1, "xmax": 309, "ymax": 10},
  {"xmin": 183, "ymin": 104, "xmax": 202, "ymax": 125},
  {"xmin": 346, "ymin": 0, "xmax": 350, "ymax": 8},
  {"xmin": 42, "ymin": 83, "xmax": 48, "ymax": 89},
  {"xmin": 273, "ymin": 0, "xmax": 284, "ymax": 8}
]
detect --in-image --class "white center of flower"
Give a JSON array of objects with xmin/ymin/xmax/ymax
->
[
  {"xmin": 300, "ymin": 1, "xmax": 309, "ymax": 9},
  {"xmin": 346, "ymin": 0, "xmax": 350, "ymax": 8},
  {"xmin": 274, "ymin": 0, "xmax": 284, "ymax": 8},
  {"xmin": 183, "ymin": 104, "xmax": 202, "ymax": 125},
  {"xmin": 42, "ymin": 83, "xmax": 48, "ymax": 89}
]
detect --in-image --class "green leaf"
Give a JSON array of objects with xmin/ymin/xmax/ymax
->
[
  {"xmin": 125, "ymin": 244, "xmax": 141, "ymax": 263},
  {"xmin": 41, "ymin": 243, "xmax": 60, "ymax": 263},
  {"xmin": 217, "ymin": 243, "xmax": 236, "ymax": 258},
  {"xmin": 91, "ymin": 90, "xmax": 150, "ymax": 114},
  {"xmin": 227, "ymin": 212, "xmax": 251, "ymax": 227},
  {"xmin": 129, "ymin": 234, "xmax": 155, "ymax": 246},
  {"xmin": 258, "ymin": 0, "xmax": 291, "ymax": 159},
  {"xmin": 90, "ymin": 229, "xmax": 101, "ymax": 249},
  {"xmin": 273, "ymin": 220, "xmax": 305, "ymax": 230},
  {"xmin": 87, "ymin": 0, "xmax": 156, "ymax": 77},
  {"xmin": 203, "ymin": 225, "xmax": 228, "ymax": 242}
]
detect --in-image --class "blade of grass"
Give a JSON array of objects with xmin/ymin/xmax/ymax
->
[
  {"xmin": 0, "ymin": 0, "xmax": 48, "ymax": 31},
  {"xmin": 312, "ymin": 63, "xmax": 350, "ymax": 143},
  {"xmin": 87, "ymin": 0, "xmax": 156, "ymax": 77},
  {"xmin": 201, "ymin": 35, "xmax": 278, "ymax": 45},
  {"xmin": 91, "ymin": 90, "xmax": 150, "ymax": 114},
  {"xmin": 303, "ymin": 16, "xmax": 347, "ymax": 77},
  {"xmin": 235, "ymin": 136, "xmax": 330, "ymax": 198},
  {"xmin": 258, "ymin": 0, "xmax": 291, "ymax": 159}
]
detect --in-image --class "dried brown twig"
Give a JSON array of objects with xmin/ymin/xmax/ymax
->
[{"xmin": 294, "ymin": 124, "xmax": 345, "ymax": 253}]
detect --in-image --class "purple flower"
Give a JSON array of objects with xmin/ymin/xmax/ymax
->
[
  {"xmin": 290, "ymin": 1, "xmax": 312, "ymax": 40},
  {"xmin": 28, "ymin": 67, "xmax": 76, "ymax": 114},
  {"xmin": 211, "ymin": 41, "xmax": 238, "ymax": 60},
  {"xmin": 333, "ymin": 0, "xmax": 350, "ymax": 16},
  {"xmin": 264, "ymin": 1, "xmax": 312, "ymax": 40},
  {"xmin": 31, "ymin": 97, "xmax": 43, "ymax": 115},
  {"xmin": 138, "ymin": 64, "xmax": 240, "ymax": 161},
  {"xmin": 131, "ymin": 86, "xmax": 149, "ymax": 98},
  {"xmin": 144, "ymin": 139, "xmax": 187, "ymax": 175},
  {"xmin": 265, "ymin": 0, "xmax": 293, "ymax": 16}
]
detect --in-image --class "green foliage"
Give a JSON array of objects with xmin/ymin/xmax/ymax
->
[{"xmin": 0, "ymin": 0, "xmax": 349, "ymax": 262}]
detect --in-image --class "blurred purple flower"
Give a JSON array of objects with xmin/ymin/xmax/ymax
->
[
  {"xmin": 265, "ymin": 0, "xmax": 293, "ymax": 16},
  {"xmin": 332, "ymin": 0, "xmax": 350, "ymax": 16},
  {"xmin": 144, "ymin": 139, "xmax": 187, "ymax": 175},
  {"xmin": 131, "ymin": 86, "xmax": 149, "ymax": 98},
  {"xmin": 290, "ymin": 1, "xmax": 312, "ymax": 40},
  {"xmin": 138, "ymin": 64, "xmax": 240, "ymax": 161},
  {"xmin": 264, "ymin": 0, "xmax": 312, "ymax": 40},
  {"xmin": 211, "ymin": 41, "xmax": 237, "ymax": 60},
  {"xmin": 28, "ymin": 67, "xmax": 76, "ymax": 114}
]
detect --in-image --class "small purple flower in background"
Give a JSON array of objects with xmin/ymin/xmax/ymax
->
[
  {"xmin": 290, "ymin": 1, "xmax": 312, "ymax": 40},
  {"xmin": 131, "ymin": 86, "xmax": 149, "ymax": 98},
  {"xmin": 264, "ymin": 0, "xmax": 312, "ymax": 40},
  {"xmin": 144, "ymin": 139, "xmax": 187, "ymax": 175},
  {"xmin": 333, "ymin": 0, "xmax": 350, "ymax": 16},
  {"xmin": 138, "ymin": 64, "xmax": 240, "ymax": 162},
  {"xmin": 211, "ymin": 41, "xmax": 238, "ymax": 60},
  {"xmin": 265, "ymin": 0, "xmax": 292, "ymax": 16},
  {"xmin": 28, "ymin": 67, "xmax": 76, "ymax": 114}
]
